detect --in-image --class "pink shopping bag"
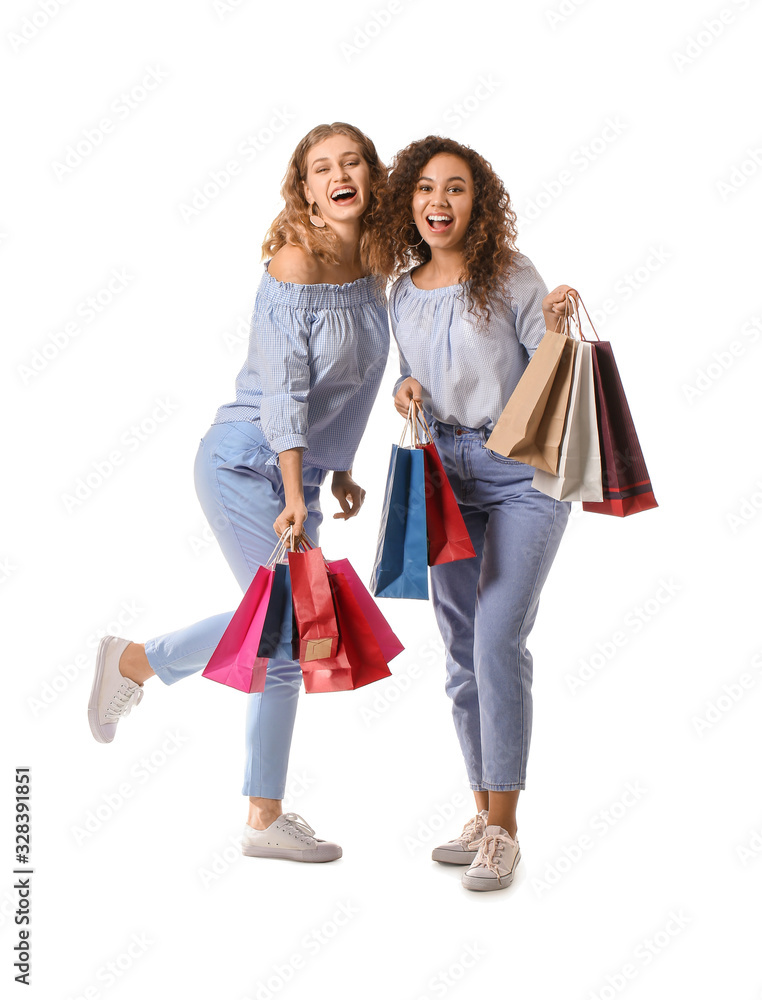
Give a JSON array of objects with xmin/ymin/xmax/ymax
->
[{"xmin": 202, "ymin": 565, "xmax": 275, "ymax": 693}]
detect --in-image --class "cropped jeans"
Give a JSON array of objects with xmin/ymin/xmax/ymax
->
[
  {"xmin": 144, "ymin": 421, "xmax": 326, "ymax": 799},
  {"xmin": 427, "ymin": 418, "xmax": 570, "ymax": 791}
]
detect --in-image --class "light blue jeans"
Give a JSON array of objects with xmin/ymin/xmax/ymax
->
[
  {"xmin": 144, "ymin": 421, "xmax": 326, "ymax": 799},
  {"xmin": 427, "ymin": 418, "xmax": 570, "ymax": 792}
]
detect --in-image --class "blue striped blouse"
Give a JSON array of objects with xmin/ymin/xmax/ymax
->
[
  {"xmin": 390, "ymin": 253, "xmax": 550, "ymax": 430},
  {"xmin": 213, "ymin": 261, "xmax": 389, "ymax": 470}
]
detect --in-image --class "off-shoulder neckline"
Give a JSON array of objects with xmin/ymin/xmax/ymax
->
[{"xmin": 263, "ymin": 259, "xmax": 377, "ymax": 290}]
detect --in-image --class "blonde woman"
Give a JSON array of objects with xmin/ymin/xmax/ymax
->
[{"xmin": 88, "ymin": 123, "xmax": 389, "ymax": 863}]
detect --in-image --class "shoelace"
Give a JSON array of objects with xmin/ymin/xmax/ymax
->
[
  {"xmin": 104, "ymin": 680, "xmax": 144, "ymax": 722},
  {"xmin": 279, "ymin": 812, "xmax": 316, "ymax": 842},
  {"xmin": 459, "ymin": 813, "xmax": 486, "ymax": 848},
  {"xmin": 472, "ymin": 834, "xmax": 512, "ymax": 884}
]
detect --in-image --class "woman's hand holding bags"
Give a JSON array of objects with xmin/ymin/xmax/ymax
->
[
  {"xmin": 204, "ymin": 527, "xmax": 404, "ymax": 695},
  {"xmin": 487, "ymin": 291, "xmax": 658, "ymax": 517}
]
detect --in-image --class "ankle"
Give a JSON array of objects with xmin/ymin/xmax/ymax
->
[
  {"xmin": 488, "ymin": 819, "xmax": 518, "ymax": 840},
  {"xmin": 247, "ymin": 800, "xmax": 283, "ymax": 831},
  {"xmin": 118, "ymin": 643, "xmax": 153, "ymax": 685}
]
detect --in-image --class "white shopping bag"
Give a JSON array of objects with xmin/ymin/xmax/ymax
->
[{"xmin": 532, "ymin": 340, "xmax": 603, "ymax": 501}]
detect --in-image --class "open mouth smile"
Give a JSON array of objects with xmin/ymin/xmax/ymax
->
[
  {"xmin": 331, "ymin": 186, "xmax": 358, "ymax": 204},
  {"xmin": 426, "ymin": 214, "xmax": 453, "ymax": 232}
]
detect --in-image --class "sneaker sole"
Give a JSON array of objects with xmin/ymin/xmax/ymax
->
[
  {"xmin": 242, "ymin": 843, "xmax": 342, "ymax": 863},
  {"xmin": 432, "ymin": 847, "xmax": 478, "ymax": 865},
  {"xmin": 461, "ymin": 850, "xmax": 521, "ymax": 891},
  {"xmin": 87, "ymin": 636, "xmax": 119, "ymax": 744}
]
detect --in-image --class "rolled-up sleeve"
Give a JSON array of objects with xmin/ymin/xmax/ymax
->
[
  {"xmin": 512, "ymin": 257, "xmax": 550, "ymax": 360},
  {"xmin": 256, "ymin": 303, "xmax": 312, "ymax": 454}
]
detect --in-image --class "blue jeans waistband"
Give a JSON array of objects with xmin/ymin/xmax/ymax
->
[{"xmin": 427, "ymin": 416, "xmax": 492, "ymax": 440}]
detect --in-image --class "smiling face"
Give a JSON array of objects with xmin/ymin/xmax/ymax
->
[
  {"xmin": 302, "ymin": 133, "xmax": 371, "ymax": 226},
  {"xmin": 411, "ymin": 153, "xmax": 474, "ymax": 252}
]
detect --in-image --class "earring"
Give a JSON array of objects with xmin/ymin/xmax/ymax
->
[
  {"xmin": 309, "ymin": 202, "xmax": 326, "ymax": 228},
  {"xmin": 406, "ymin": 221, "xmax": 423, "ymax": 248}
]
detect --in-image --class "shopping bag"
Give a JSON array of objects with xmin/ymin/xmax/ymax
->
[
  {"xmin": 326, "ymin": 557, "xmax": 404, "ymax": 662},
  {"xmin": 369, "ymin": 433, "xmax": 429, "ymax": 600},
  {"xmin": 419, "ymin": 435, "xmax": 476, "ymax": 565},
  {"xmin": 531, "ymin": 340, "xmax": 604, "ymax": 501},
  {"xmin": 485, "ymin": 327, "xmax": 574, "ymax": 473},
  {"xmin": 256, "ymin": 561, "xmax": 294, "ymax": 657},
  {"xmin": 582, "ymin": 340, "xmax": 658, "ymax": 517},
  {"xmin": 532, "ymin": 333, "xmax": 578, "ymax": 474},
  {"xmin": 202, "ymin": 531, "xmax": 292, "ymax": 693},
  {"xmin": 301, "ymin": 571, "xmax": 393, "ymax": 693},
  {"xmin": 287, "ymin": 545, "xmax": 339, "ymax": 661},
  {"xmin": 201, "ymin": 565, "xmax": 274, "ymax": 693}
]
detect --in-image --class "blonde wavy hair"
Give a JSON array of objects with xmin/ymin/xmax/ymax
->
[{"xmin": 261, "ymin": 122, "xmax": 386, "ymax": 271}]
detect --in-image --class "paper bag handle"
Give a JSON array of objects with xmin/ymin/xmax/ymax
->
[{"xmin": 565, "ymin": 290, "xmax": 600, "ymax": 342}]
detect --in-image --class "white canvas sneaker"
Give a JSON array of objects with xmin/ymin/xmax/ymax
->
[
  {"xmin": 431, "ymin": 810, "xmax": 489, "ymax": 865},
  {"xmin": 461, "ymin": 825, "xmax": 521, "ymax": 891},
  {"xmin": 88, "ymin": 636, "xmax": 145, "ymax": 744},
  {"xmin": 241, "ymin": 812, "xmax": 342, "ymax": 863}
]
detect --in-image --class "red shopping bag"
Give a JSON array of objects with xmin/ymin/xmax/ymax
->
[
  {"xmin": 301, "ymin": 571, "xmax": 392, "ymax": 693},
  {"xmin": 418, "ymin": 441, "xmax": 476, "ymax": 565},
  {"xmin": 326, "ymin": 557, "xmax": 404, "ymax": 663},
  {"xmin": 288, "ymin": 546, "xmax": 339, "ymax": 661},
  {"xmin": 582, "ymin": 341, "xmax": 658, "ymax": 517},
  {"xmin": 202, "ymin": 565, "xmax": 273, "ymax": 693}
]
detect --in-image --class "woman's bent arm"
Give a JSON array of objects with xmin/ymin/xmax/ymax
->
[{"xmin": 273, "ymin": 447, "xmax": 308, "ymax": 539}]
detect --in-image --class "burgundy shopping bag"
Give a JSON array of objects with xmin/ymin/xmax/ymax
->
[
  {"xmin": 288, "ymin": 546, "xmax": 339, "ymax": 661},
  {"xmin": 418, "ymin": 442, "xmax": 476, "ymax": 565},
  {"xmin": 582, "ymin": 342, "xmax": 658, "ymax": 517},
  {"xmin": 202, "ymin": 565, "xmax": 274, "ymax": 693},
  {"xmin": 326, "ymin": 557, "xmax": 404, "ymax": 663},
  {"xmin": 301, "ymin": 572, "xmax": 392, "ymax": 693}
]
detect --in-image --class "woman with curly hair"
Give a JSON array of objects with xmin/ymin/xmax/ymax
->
[
  {"xmin": 370, "ymin": 136, "xmax": 576, "ymax": 892},
  {"xmin": 87, "ymin": 123, "xmax": 390, "ymax": 863}
]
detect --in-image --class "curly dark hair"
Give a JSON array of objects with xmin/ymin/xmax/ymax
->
[{"xmin": 367, "ymin": 135, "xmax": 521, "ymax": 325}]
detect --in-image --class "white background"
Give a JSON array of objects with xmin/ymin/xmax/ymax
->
[{"xmin": 3, "ymin": 0, "xmax": 761, "ymax": 997}]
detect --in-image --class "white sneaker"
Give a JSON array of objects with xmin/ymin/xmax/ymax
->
[
  {"xmin": 431, "ymin": 810, "xmax": 489, "ymax": 865},
  {"xmin": 241, "ymin": 812, "xmax": 342, "ymax": 863},
  {"xmin": 461, "ymin": 825, "xmax": 521, "ymax": 891},
  {"xmin": 88, "ymin": 636, "xmax": 145, "ymax": 744}
]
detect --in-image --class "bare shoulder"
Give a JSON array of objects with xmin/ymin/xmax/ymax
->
[{"xmin": 267, "ymin": 245, "xmax": 321, "ymax": 284}]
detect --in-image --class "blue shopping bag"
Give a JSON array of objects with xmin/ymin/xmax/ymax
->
[
  {"xmin": 369, "ymin": 443, "xmax": 429, "ymax": 600},
  {"xmin": 256, "ymin": 562, "xmax": 294, "ymax": 658}
]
